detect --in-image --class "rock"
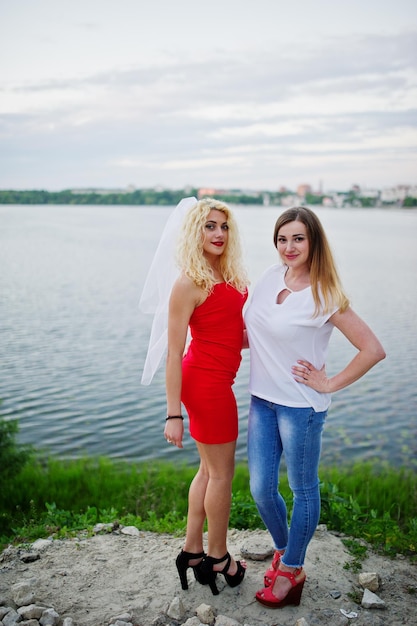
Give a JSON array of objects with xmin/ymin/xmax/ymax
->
[
  {"xmin": 183, "ymin": 618, "xmax": 201, "ymax": 626},
  {"xmin": 329, "ymin": 589, "xmax": 342, "ymax": 599},
  {"xmin": 315, "ymin": 524, "xmax": 328, "ymax": 533},
  {"xmin": 358, "ymin": 571, "xmax": 379, "ymax": 591},
  {"xmin": 196, "ymin": 602, "xmax": 216, "ymax": 624},
  {"xmin": 17, "ymin": 604, "xmax": 47, "ymax": 619},
  {"xmin": 167, "ymin": 596, "xmax": 185, "ymax": 620},
  {"xmin": 19, "ymin": 551, "xmax": 40, "ymax": 563},
  {"xmin": 61, "ymin": 619, "xmax": 75, "ymax": 626},
  {"xmin": 295, "ymin": 619, "xmax": 310, "ymax": 626},
  {"xmin": 0, "ymin": 607, "xmax": 11, "ymax": 619},
  {"xmin": 39, "ymin": 607, "xmax": 60, "ymax": 625},
  {"xmin": 361, "ymin": 588, "xmax": 386, "ymax": 609},
  {"xmin": 31, "ymin": 539, "xmax": 53, "ymax": 551},
  {"xmin": 239, "ymin": 537, "xmax": 274, "ymax": 561},
  {"xmin": 3, "ymin": 608, "xmax": 21, "ymax": 626},
  {"xmin": 93, "ymin": 523, "xmax": 114, "ymax": 534},
  {"xmin": 0, "ymin": 546, "xmax": 15, "ymax": 563},
  {"xmin": 120, "ymin": 526, "xmax": 140, "ymax": 536},
  {"xmin": 11, "ymin": 581, "xmax": 36, "ymax": 607}
]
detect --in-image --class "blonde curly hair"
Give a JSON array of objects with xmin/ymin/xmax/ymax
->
[{"xmin": 177, "ymin": 198, "xmax": 248, "ymax": 294}]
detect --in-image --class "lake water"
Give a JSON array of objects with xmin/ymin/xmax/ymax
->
[{"xmin": 1, "ymin": 204, "xmax": 416, "ymax": 468}]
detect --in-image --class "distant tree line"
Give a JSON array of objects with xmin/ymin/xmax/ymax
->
[
  {"xmin": 1, "ymin": 188, "xmax": 415, "ymax": 207},
  {"xmin": 0, "ymin": 188, "xmax": 264, "ymax": 206},
  {"xmin": 0, "ymin": 188, "xmax": 195, "ymax": 205}
]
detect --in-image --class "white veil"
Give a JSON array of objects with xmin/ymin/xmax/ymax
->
[{"xmin": 139, "ymin": 196, "xmax": 198, "ymax": 385}]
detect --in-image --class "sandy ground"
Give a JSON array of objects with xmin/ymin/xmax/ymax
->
[{"xmin": 0, "ymin": 526, "xmax": 416, "ymax": 626}]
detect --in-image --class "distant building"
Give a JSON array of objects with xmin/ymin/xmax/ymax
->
[
  {"xmin": 296, "ymin": 184, "xmax": 312, "ymax": 197},
  {"xmin": 381, "ymin": 184, "xmax": 417, "ymax": 203},
  {"xmin": 359, "ymin": 188, "xmax": 380, "ymax": 199},
  {"xmin": 281, "ymin": 194, "xmax": 299, "ymax": 207},
  {"xmin": 197, "ymin": 187, "xmax": 262, "ymax": 200},
  {"xmin": 198, "ymin": 188, "xmax": 219, "ymax": 198},
  {"xmin": 322, "ymin": 197, "xmax": 335, "ymax": 207}
]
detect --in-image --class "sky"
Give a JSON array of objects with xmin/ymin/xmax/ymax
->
[{"xmin": 1, "ymin": 0, "xmax": 416, "ymax": 193}]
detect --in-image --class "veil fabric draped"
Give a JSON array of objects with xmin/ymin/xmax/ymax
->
[{"xmin": 139, "ymin": 197, "xmax": 197, "ymax": 385}]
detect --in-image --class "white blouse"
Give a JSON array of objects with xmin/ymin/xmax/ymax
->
[{"xmin": 244, "ymin": 264, "xmax": 338, "ymax": 411}]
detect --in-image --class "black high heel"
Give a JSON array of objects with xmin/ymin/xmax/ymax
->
[
  {"xmin": 175, "ymin": 550, "xmax": 206, "ymax": 590},
  {"xmin": 200, "ymin": 552, "xmax": 246, "ymax": 595}
]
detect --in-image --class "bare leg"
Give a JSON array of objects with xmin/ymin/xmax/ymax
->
[
  {"xmin": 183, "ymin": 460, "xmax": 208, "ymax": 558},
  {"xmin": 196, "ymin": 440, "xmax": 244, "ymax": 574}
]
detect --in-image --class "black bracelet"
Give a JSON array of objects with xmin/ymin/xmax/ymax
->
[{"xmin": 166, "ymin": 415, "xmax": 184, "ymax": 421}]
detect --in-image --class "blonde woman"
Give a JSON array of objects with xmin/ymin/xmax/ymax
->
[
  {"xmin": 244, "ymin": 206, "xmax": 385, "ymax": 608},
  {"xmin": 164, "ymin": 198, "xmax": 248, "ymax": 595}
]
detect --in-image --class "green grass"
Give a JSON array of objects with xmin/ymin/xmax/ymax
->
[
  {"xmin": 1, "ymin": 417, "xmax": 416, "ymax": 559},
  {"xmin": 1, "ymin": 456, "xmax": 416, "ymax": 559}
]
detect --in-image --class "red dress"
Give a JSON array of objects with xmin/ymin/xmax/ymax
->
[{"xmin": 181, "ymin": 282, "xmax": 248, "ymax": 444}]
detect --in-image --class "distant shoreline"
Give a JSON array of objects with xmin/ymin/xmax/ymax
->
[{"xmin": 0, "ymin": 187, "xmax": 416, "ymax": 208}]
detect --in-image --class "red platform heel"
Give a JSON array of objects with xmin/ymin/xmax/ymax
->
[
  {"xmin": 264, "ymin": 550, "xmax": 283, "ymax": 587},
  {"xmin": 175, "ymin": 550, "xmax": 206, "ymax": 590},
  {"xmin": 256, "ymin": 567, "xmax": 306, "ymax": 608}
]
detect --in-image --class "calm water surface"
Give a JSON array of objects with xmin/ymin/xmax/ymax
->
[{"xmin": 1, "ymin": 204, "xmax": 416, "ymax": 468}]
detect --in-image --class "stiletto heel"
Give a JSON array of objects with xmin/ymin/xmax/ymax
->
[
  {"xmin": 175, "ymin": 550, "xmax": 206, "ymax": 590},
  {"xmin": 256, "ymin": 567, "xmax": 306, "ymax": 608},
  {"xmin": 201, "ymin": 552, "xmax": 246, "ymax": 596},
  {"xmin": 200, "ymin": 556, "xmax": 219, "ymax": 595},
  {"xmin": 264, "ymin": 550, "xmax": 282, "ymax": 587},
  {"xmin": 205, "ymin": 568, "xmax": 220, "ymax": 596}
]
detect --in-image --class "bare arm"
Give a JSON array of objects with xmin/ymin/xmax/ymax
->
[
  {"xmin": 293, "ymin": 307, "xmax": 386, "ymax": 393},
  {"xmin": 242, "ymin": 327, "xmax": 249, "ymax": 349},
  {"xmin": 165, "ymin": 275, "xmax": 204, "ymax": 448}
]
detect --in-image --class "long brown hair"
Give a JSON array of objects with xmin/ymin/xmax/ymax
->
[{"xmin": 273, "ymin": 206, "xmax": 349, "ymax": 315}]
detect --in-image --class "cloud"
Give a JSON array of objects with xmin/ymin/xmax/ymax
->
[{"xmin": 1, "ymin": 28, "xmax": 416, "ymax": 190}]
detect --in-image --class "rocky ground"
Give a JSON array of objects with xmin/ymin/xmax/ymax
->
[{"xmin": 0, "ymin": 525, "xmax": 416, "ymax": 625}]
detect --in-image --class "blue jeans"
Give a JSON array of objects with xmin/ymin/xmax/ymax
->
[{"xmin": 247, "ymin": 395, "xmax": 327, "ymax": 568}]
